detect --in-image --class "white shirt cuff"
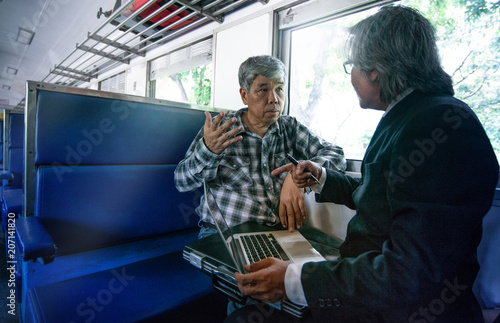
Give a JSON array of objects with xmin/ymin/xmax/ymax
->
[
  {"xmin": 311, "ymin": 167, "xmax": 327, "ymax": 194},
  {"xmin": 284, "ymin": 263, "xmax": 307, "ymax": 306}
]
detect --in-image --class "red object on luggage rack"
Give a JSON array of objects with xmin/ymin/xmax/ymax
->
[{"xmin": 133, "ymin": 0, "xmax": 198, "ymax": 30}]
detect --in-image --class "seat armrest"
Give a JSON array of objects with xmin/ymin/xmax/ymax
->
[
  {"xmin": 16, "ymin": 217, "xmax": 56, "ymax": 262},
  {"xmin": 0, "ymin": 171, "xmax": 14, "ymax": 180}
]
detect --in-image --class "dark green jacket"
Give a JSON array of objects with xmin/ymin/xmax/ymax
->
[{"xmin": 303, "ymin": 91, "xmax": 499, "ymax": 322}]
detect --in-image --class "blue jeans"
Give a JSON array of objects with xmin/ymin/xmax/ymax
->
[{"xmin": 198, "ymin": 226, "xmax": 218, "ymax": 239}]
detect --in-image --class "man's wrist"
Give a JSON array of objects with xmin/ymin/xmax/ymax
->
[
  {"xmin": 311, "ymin": 167, "xmax": 327, "ymax": 194},
  {"xmin": 284, "ymin": 263, "xmax": 308, "ymax": 306}
]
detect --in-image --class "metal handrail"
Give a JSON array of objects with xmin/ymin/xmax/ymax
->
[{"xmin": 41, "ymin": 0, "xmax": 263, "ymax": 87}]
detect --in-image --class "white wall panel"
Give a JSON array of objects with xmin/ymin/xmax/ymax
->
[{"xmin": 213, "ymin": 13, "xmax": 272, "ymax": 110}]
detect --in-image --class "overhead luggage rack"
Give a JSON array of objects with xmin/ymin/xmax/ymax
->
[{"xmin": 41, "ymin": 0, "xmax": 269, "ymax": 87}]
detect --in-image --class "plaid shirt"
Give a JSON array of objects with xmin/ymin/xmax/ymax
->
[{"xmin": 174, "ymin": 108, "xmax": 346, "ymax": 227}]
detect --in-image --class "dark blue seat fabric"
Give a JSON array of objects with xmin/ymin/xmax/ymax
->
[
  {"xmin": 5, "ymin": 148, "xmax": 23, "ymax": 188},
  {"xmin": 1, "ymin": 188, "xmax": 23, "ymax": 231},
  {"xmin": 18, "ymin": 89, "xmax": 206, "ymax": 260},
  {"xmin": 25, "ymin": 251, "xmax": 227, "ymax": 323},
  {"xmin": 9, "ymin": 114, "xmax": 24, "ymax": 147},
  {"xmin": 35, "ymin": 90, "xmax": 204, "ymax": 165},
  {"xmin": 0, "ymin": 120, "xmax": 3, "ymax": 168},
  {"xmin": 3, "ymin": 113, "xmax": 24, "ymax": 188},
  {"xmin": 33, "ymin": 165, "xmax": 200, "ymax": 255},
  {"xmin": 1, "ymin": 114, "xmax": 26, "ymax": 304},
  {"xmin": 1, "ymin": 113, "xmax": 25, "ymax": 233}
]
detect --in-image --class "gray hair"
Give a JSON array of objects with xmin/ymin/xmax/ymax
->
[
  {"xmin": 238, "ymin": 55, "xmax": 286, "ymax": 92},
  {"xmin": 346, "ymin": 5, "xmax": 454, "ymax": 103}
]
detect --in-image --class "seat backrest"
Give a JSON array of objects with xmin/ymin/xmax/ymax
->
[
  {"xmin": 4, "ymin": 113, "xmax": 24, "ymax": 188},
  {"xmin": 26, "ymin": 83, "xmax": 207, "ymax": 253},
  {"xmin": 9, "ymin": 113, "xmax": 24, "ymax": 150},
  {"xmin": 0, "ymin": 120, "xmax": 3, "ymax": 166},
  {"xmin": 473, "ymin": 177, "xmax": 500, "ymax": 309}
]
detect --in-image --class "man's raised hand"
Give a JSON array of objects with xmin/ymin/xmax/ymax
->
[{"xmin": 203, "ymin": 111, "xmax": 243, "ymax": 154}]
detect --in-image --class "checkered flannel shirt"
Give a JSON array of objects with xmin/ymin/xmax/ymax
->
[{"xmin": 174, "ymin": 108, "xmax": 346, "ymax": 227}]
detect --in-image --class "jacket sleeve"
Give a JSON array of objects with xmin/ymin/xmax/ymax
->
[{"xmin": 315, "ymin": 169, "xmax": 360, "ymax": 210}]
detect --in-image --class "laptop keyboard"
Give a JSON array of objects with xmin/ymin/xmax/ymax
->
[{"xmin": 240, "ymin": 233, "xmax": 290, "ymax": 263}]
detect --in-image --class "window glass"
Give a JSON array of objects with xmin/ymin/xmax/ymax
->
[
  {"xmin": 287, "ymin": 0, "xmax": 500, "ymax": 162},
  {"xmin": 149, "ymin": 38, "xmax": 212, "ymax": 106},
  {"xmin": 401, "ymin": 0, "xmax": 500, "ymax": 162},
  {"xmin": 99, "ymin": 71, "xmax": 126, "ymax": 94},
  {"xmin": 288, "ymin": 8, "xmax": 381, "ymax": 160},
  {"xmin": 153, "ymin": 64, "xmax": 213, "ymax": 106}
]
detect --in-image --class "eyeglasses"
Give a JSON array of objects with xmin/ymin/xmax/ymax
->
[{"xmin": 343, "ymin": 62, "xmax": 353, "ymax": 75}]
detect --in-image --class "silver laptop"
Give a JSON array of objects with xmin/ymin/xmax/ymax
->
[{"xmin": 203, "ymin": 180, "xmax": 325, "ymax": 273}]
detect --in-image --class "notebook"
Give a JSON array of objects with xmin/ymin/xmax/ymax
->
[{"xmin": 203, "ymin": 180, "xmax": 325, "ymax": 273}]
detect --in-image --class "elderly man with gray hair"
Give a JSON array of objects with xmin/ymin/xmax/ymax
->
[{"xmin": 175, "ymin": 55, "xmax": 345, "ymax": 238}]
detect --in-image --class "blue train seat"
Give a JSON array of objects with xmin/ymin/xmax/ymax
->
[
  {"xmin": 2, "ymin": 113, "xmax": 24, "ymax": 188},
  {"xmin": 15, "ymin": 82, "xmax": 227, "ymax": 322},
  {"xmin": 0, "ymin": 113, "xmax": 25, "ymax": 308},
  {"xmin": 1, "ymin": 113, "xmax": 25, "ymax": 231},
  {"xmin": 0, "ymin": 120, "xmax": 3, "ymax": 168}
]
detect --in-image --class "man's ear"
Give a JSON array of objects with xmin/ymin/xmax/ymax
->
[
  {"xmin": 369, "ymin": 70, "xmax": 379, "ymax": 83},
  {"xmin": 239, "ymin": 87, "xmax": 248, "ymax": 105}
]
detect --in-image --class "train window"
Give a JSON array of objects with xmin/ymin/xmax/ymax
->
[
  {"xmin": 403, "ymin": 0, "xmax": 500, "ymax": 162},
  {"xmin": 280, "ymin": 0, "xmax": 500, "ymax": 161},
  {"xmin": 99, "ymin": 71, "xmax": 126, "ymax": 94},
  {"xmin": 283, "ymin": 6, "xmax": 382, "ymax": 160},
  {"xmin": 148, "ymin": 38, "xmax": 213, "ymax": 106}
]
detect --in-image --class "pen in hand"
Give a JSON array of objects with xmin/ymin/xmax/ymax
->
[{"xmin": 286, "ymin": 153, "xmax": 321, "ymax": 186}]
